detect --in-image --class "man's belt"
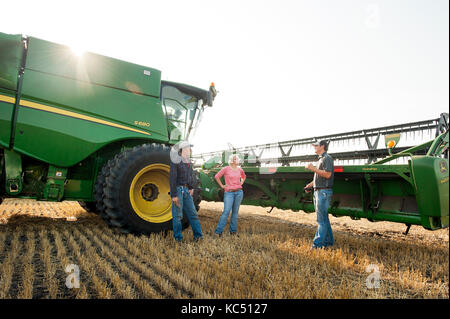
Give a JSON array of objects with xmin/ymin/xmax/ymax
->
[
  {"xmin": 227, "ymin": 188, "xmax": 242, "ymax": 192},
  {"xmin": 314, "ymin": 187, "xmax": 332, "ymax": 190}
]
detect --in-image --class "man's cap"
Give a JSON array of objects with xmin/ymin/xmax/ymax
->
[
  {"xmin": 178, "ymin": 141, "xmax": 194, "ymax": 150},
  {"xmin": 312, "ymin": 140, "xmax": 329, "ymax": 148}
]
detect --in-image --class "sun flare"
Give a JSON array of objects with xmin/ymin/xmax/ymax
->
[{"xmin": 70, "ymin": 43, "xmax": 86, "ymax": 57}]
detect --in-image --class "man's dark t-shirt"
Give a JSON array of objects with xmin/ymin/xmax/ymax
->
[
  {"xmin": 313, "ymin": 152, "xmax": 334, "ymax": 188},
  {"xmin": 170, "ymin": 158, "xmax": 195, "ymax": 198}
]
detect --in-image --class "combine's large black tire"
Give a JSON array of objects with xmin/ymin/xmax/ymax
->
[
  {"xmin": 79, "ymin": 157, "xmax": 118, "ymax": 219},
  {"xmin": 103, "ymin": 143, "xmax": 188, "ymax": 235},
  {"xmin": 94, "ymin": 158, "xmax": 120, "ymax": 224}
]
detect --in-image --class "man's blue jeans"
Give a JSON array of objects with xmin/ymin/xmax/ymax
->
[
  {"xmin": 215, "ymin": 190, "xmax": 243, "ymax": 234},
  {"xmin": 172, "ymin": 186, "xmax": 203, "ymax": 241},
  {"xmin": 313, "ymin": 189, "xmax": 334, "ymax": 248}
]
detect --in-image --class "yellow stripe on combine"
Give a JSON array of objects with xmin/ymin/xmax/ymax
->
[
  {"xmin": 0, "ymin": 94, "xmax": 150, "ymax": 136},
  {"xmin": 0, "ymin": 94, "xmax": 16, "ymax": 104}
]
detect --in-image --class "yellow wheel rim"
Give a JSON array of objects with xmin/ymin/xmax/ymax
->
[{"xmin": 129, "ymin": 164, "xmax": 172, "ymax": 223}]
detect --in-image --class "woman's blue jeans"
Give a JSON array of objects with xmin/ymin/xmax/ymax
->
[
  {"xmin": 171, "ymin": 186, "xmax": 203, "ymax": 241},
  {"xmin": 313, "ymin": 189, "xmax": 334, "ymax": 248},
  {"xmin": 215, "ymin": 190, "xmax": 243, "ymax": 234}
]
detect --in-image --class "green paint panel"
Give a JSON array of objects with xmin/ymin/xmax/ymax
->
[
  {"xmin": 412, "ymin": 156, "xmax": 449, "ymax": 229},
  {"xmin": 0, "ymin": 32, "xmax": 23, "ymax": 91},
  {"xmin": 4, "ymin": 149, "xmax": 22, "ymax": 195},
  {"xmin": 15, "ymin": 67, "xmax": 170, "ymax": 166},
  {"xmin": 11, "ymin": 34, "xmax": 171, "ymax": 167},
  {"xmin": 0, "ymin": 100, "xmax": 14, "ymax": 148},
  {"xmin": 43, "ymin": 166, "xmax": 68, "ymax": 201},
  {"xmin": 13, "ymin": 105, "xmax": 167, "ymax": 167},
  {"xmin": 26, "ymin": 36, "xmax": 161, "ymax": 98},
  {"xmin": 64, "ymin": 179, "xmax": 94, "ymax": 200},
  {"xmin": 21, "ymin": 69, "xmax": 166, "ymax": 133}
]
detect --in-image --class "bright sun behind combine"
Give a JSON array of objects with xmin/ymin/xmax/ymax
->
[{"xmin": 70, "ymin": 43, "xmax": 86, "ymax": 57}]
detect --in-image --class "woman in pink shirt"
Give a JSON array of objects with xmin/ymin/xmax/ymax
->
[{"xmin": 214, "ymin": 154, "xmax": 246, "ymax": 236}]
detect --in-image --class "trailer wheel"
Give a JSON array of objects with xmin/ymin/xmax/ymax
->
[{"xmin": 103, "ymin": 143, "xmax": 188, "ymax": 234}]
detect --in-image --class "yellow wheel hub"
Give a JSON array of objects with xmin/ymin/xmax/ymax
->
[{"xmin": 129, "ymin": 164, "xmax": 172, "ymax": 223}]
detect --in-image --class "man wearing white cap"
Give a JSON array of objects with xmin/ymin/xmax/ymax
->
[
  {"xmin": 169, "ymin": 141, "xmax": 203, "ymax": 242},
  {"xmin": 304, "ymin": 140, "xmax": 334, "ymax": 249}
]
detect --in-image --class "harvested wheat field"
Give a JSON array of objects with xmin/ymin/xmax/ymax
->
[{"xmin": 0, "ymin": 198, "xmax": 448, "ymax": 299}]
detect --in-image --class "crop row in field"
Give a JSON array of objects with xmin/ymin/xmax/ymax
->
[{"xmin": 0, "ymin": 199, "xmax": 448, "ymax": 298}]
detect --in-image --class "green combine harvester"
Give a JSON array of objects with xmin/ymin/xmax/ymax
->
[
  {"xmin": 195, "ymin": 114, "xmax": 449, "ymax": 233},
  {"xmin": 1, "ymin": 31, "xmax": 448, "ymax": 236},
  {"xmin": 0, "ymin": 32, "xmax": 216, "ymax": 234}
]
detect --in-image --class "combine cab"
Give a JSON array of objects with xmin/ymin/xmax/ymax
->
[
  {"xmin": 196, "ymin": 114, "xmax": 449, "ymax": 232},
  {"xmin": 0, "ymin": 32, "xmax": 216, "ymax": 234}
]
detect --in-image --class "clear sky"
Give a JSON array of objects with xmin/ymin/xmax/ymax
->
[{"xmin": 1, "ymin": 0, "xmax": 448, "ymax": 154}]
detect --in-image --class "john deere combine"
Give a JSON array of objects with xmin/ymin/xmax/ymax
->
[
  {"xmin": 195, "ymin": 114, "xmax": 449, "ymax": 233},
  {"xmin": 0, "ymin": 32, "xmax": 216, "ymax": 234},
  {"xmin": 1, "ymin": 31, "xmax": 447, "ymax": 236}
]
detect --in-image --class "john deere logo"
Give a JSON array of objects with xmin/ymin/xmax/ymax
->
[{"xmin": 439, "ymin": 161, "xmax": 448, "ymax": 174}]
